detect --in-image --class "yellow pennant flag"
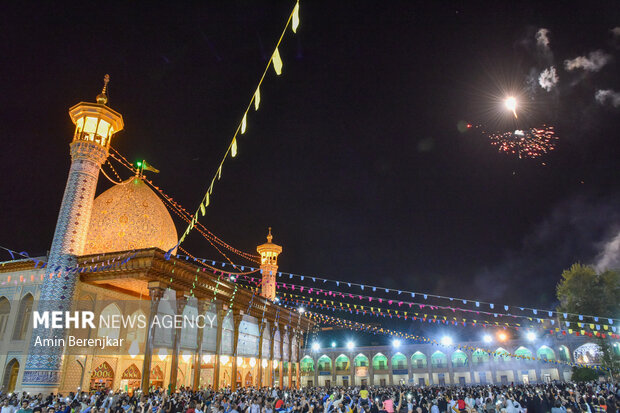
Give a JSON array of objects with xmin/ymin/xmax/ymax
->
[
  {"xmin": 241, "ymin": 114, "xmax": 247, "ymax": 134},
  {"xmin": 272, "ymin": 47, "xmax": 283, "ymax": 75},
  {"xmin": 292, "ymin": 2, "xmax": 300, "ymax": 33},
  {"xmin": 217, "ymin": 165, "xmax": 222, "ymax": 180},
  {"xmin": 254, "ymin": 87, "xmax": 260, "ymax": 110},
  {"xmin": 200, "ymin": 202, "xmax": 206, "ymax": 216},
  {"xmin": 205, "ymin": 192, "xmax": 210, "ymax": 207},
  {"xmin": 231, "ymin": 138, "xmax": 238, "ymax": 157}
]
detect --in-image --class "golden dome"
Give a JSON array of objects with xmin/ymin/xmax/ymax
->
[{"xmin": 84, "ymin": 177, "xmax": 178, "ymax": 255}]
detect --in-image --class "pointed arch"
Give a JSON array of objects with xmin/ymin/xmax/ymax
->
[
  {"xmin": 472, "ymin": 349, "xmax": 490, "ymax": 364},
  {"xmin": 98, "ymin": 303, "xmax": 122, "ymax": 340},
  {"xmin": 430, "ymin": 351, "xmax": 447, "ymax": 368},
  {"xmin": 317, "ymin": 355, "xmax": 332, "ymax": 372},
  {"xmin": 573, "ymin": 343, "xmax": 601, "ymax": 364},
  {"xmin": 13, "ymin": 293, "xmax": 33, "ymax": 340},
  {"xmin": 2, "ymin": 358, "xmax": 20, "ymax": 393},
  {"xmin": 89, "ymin": 361, "xmax": 114, "ymax": 391},
  {"xmin": 558, "ymin": 345, "xmax": 571, "ymax": 362},
  {"xmin": 335, "ymin": 354, "xmax": 350, "ymax": 370},
  {"xmin": 391, "ymin": 352, "xmax": 407, "ymax": 369},
  {"xmin": 0, "ymin": 297, "xmax": 10, "ymax": 337},
  {"xmin": 536, "ymin": 345, "xmax": 555, "ymax": 360},
  {"xmin": 411, "ymin": 351, "xmax": 427, "ymax": 368},
  {"xmin": 300, "ymin": 356, "xmax": 315, "ymax": 372},
  {"xmin": 451, "ymin": 350, "xmax": 468, "ymax": 367},
  {"xmin": 354, "ymin": 353, "xmax": 369, "ymax": 367},
  {"xmin": 494, "ymin": 347, "xmax": 511, "ymax": 361},
  {"xmin": 514, "ymin": 346, "xmax": 533, "ymax": 359},
  {"xmin": 372, "ymin": 353, "xmax": 388, "ymax": 370}
]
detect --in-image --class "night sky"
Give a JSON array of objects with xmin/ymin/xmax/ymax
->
[{"xmin": 1, "ymin": 0, "xmax": 619, "ymax": 330}]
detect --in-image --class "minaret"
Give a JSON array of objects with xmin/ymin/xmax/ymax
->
[
  {"xmin": 22, "ymin": 75, "xmax": 124, "ymax": 393},
  {"xmin": 257, "ymin": 228, "xmax": 282, "ymax": 300}
]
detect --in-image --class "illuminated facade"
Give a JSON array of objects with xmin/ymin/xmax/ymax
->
[
  {"xmin": 300, "ymin": 338, "xmax": 620, "ymax": 386},
  {"xmin": 0, "ymin": 79, "xmax": 312, "ymax": 394}
]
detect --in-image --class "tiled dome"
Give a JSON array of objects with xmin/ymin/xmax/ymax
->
[{"xmin": 84, "ymin": 177, "xmax": 177, "ymax": 255}]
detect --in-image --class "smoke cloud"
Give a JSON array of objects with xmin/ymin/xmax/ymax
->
[
  {"xmin": 612, "ymin": 27, "xmax": 620, "ymax": 37},
  {"xmin": 536, "ymin": 28, "xmax": 550, "ymax": 50},
  {"xmin": 595, "ymin": 89, "xmax": 620, "ymax": 107},
  {"xmin": 564, "ymin": 50, "xmax": 612, "ymax": 72},
  {"xmin": 538, "ymin": 66, "xmax": 559, "ymax": 91},
  {"xmin": 594, "ymin": 231, "xmax": 620, "ymax": 272}
]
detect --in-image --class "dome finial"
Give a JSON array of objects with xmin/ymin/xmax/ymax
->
[
  {"xmin": 267, "ymin": 227, "xmax": 273, "ymax": 243},
  {"xmin": 96, "ymin": 74, "xmax": 110, "ymax": 105}
]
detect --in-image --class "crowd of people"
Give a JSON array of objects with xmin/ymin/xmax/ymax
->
[{"xmin": 1, "ymin": 382, "xmax": 618, "ymax": 413}]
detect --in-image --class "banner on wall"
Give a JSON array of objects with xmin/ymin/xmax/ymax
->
[{"xmin": 355, "ymin": 367, "xmax": 368, "ymax": 377}]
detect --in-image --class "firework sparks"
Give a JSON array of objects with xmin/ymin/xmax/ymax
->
[
  {"xmin": 486, "ymin": 125, "xmax": 557, "ymax": 159},
  {"xmin": 504, "ymin": 96, "xmax": 518, "ymax": 119}
]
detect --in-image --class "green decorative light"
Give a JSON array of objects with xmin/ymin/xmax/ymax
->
[{"xmin": 136, "ymin": 161, "xmax": 142, "ymax": 167}]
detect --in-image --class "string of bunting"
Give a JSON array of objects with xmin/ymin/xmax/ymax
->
[
  {"xmin": 227, "ymin": 273, "xmax": 618, "ymax": 336},
  {"xmin": 208, "ymin": 259, "xmax": 619, "ymax": 325},
  {"xmin": 177, "ymin": 0, "xmax": 301, "ymax": 248},
  {"xmin": 280, "ymin": 295, "xmax": 618, "ymax": 341},
  {"xmin": 297, "ymin": 309, "xmax": 611, "ymax": 372},
  {"xmin": 272, "ymin": 282, "xmax": 619, "ymax": 335},
  {"xmin": 108, "ymin": 147, "xmax": 260, "ymax": 264}
]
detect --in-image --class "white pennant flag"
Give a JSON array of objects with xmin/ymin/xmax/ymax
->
[
  {"xmin": 272, "ymin": 47, "xmax": 283, "ymax": 75},
  {"xmin": 231, "ymin": 137, "xmax": 238, "ymax": 157},
  {"xmin": 254, "ymin": 87, "xmax": 260, "ymax": 111},
  {"xmin": 292, "ymin": 2, "xmax": 300, "ymax": 33},
  {"xmin": 241, "ymin": 113, "xmax": 247, "ymax": 134}
]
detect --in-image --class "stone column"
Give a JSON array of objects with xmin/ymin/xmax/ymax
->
[
  {"xmin": 331, "ymin": 353, "xmax": 337, "ymax": 386},
  {"xmin": 257, "ymin": 322, "xmax": 266, "ymax": 387},
  {"xmin": 169, "ymin": 291, "xmax": 188, "ymax": 393},
  {"xmin": 296, "ymin": 334, "xmax": 302, "ymax": 389},
  {"xmin": 230, "ymin": 311, "xmax": 243, "ymax": 391},
  {"xmin": 535, "ymin": 366, "xmax": 542, "ymax": 383},
  {"xmin": 313, "ymin": 355, "xmax": 319, "ymax": 387},
  {"xmin": 468, "ymin": 354, "xmax": 475, "ymax": 384},
  {"xmin": 447, "ymin": 351, "xmax": 455, "ymax": 384},
  {"xmin": 387, "ymin": 352, "xmax": 393, "ymax": 385},
  {"xmin": 213, "ymin": 305, "xmax": 225, "ymax": 389},
  {"xmin": 141, "ymin": 284, "xmax": 165, "ymax": 394},
  {"xmin": 192, "ymin": 300, "xmax": 208, "ymax": 391},
  {"xmin": 279, "ymin": 325, "xmax": 285, "ymax": 387},
  {"xmin": 269, "ymin": 324, "xmax": 277, "ymax": 387},
  {"xmin": 407, "ymin": 352, "xmax": 413, "ymax": 385},
  {"xmin": 350, "ymin": 350, "xmax": 356, "ymax": 387},
  {"xmin": 369, "ymin": 352, "xmax": 375, "ymax": 386},
  {"xmin": 426, "ymin": 350, "xmax": 433, "ymax": 385},
  {"xmin": 287, "ymin": 331, "xmax": 293, "ymax": 388}
]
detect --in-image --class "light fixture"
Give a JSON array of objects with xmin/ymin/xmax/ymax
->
[
  {"xmin": 526, "ymin": 332, "xmax": 536, "ymax": 342},
  {"xmin": 262, "ymin": 359, "xmax": 268, "ymax": 368},
  {"xmin": 237, "ymin": 357, "xmax": 244, "ymax": 366},
  {"xmin": 298, "ymin": 307, "xmax": 305, "ymax": 313},
  {"xmin": 440, "ymin": 336, "xmax": 453, "ymax": 346},
  {"xmin": 249, "ymin": 357, "xmax": 257, "ymax": 367},
  {"xmin": 182, "ymin": 352, "xmax": 192, "ymax": 363},
  {"xmin": 346, "ymin": 341, "xmax": 355, "ymax": 350},
  {"xmin": 220, "ymin": 355, "xmax": 230, "ymax": 365},
  {"xmin": 157, "ymin": 348, "xmax": 168, "ymax": 361},
  {"xmin": 498, "ymin": 332, "xmax": 508, "ymax": 342},
  {"xmin": 312, "ymin": 342, "xmax": 320, "ymax": 351},
  {"xmin": 483, "ymin": 335, "xmax": 492, "ymax": 344},
  {"xmin": 392, "ymin": 339, "xmax": 401, "ymax": 348},
  {"xmin": 273, "ymin": 360, "xmax": 278, "ymax": 368},
  {"xmin": 202, "ymin": 355, "xmax": 212, "ymax": 364},
  {"xmin": 331, "ymin": 341, "xmax": 336, "ymax": 348}
]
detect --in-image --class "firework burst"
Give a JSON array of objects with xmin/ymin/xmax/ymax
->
[{"xmin": 485, "ymin": 125, "xmax": 557, "ymax": 159}]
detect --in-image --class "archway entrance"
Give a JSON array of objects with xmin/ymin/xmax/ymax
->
[
  {"xmin": 245, "ymin": 372, "xmax": 253, "ymax": 387},
  {"xmin": 120, "ymin": 364, "xmax": 141, "ymax": 393},
  {"xmin": 2, "ymin": 359, "xmax": 19, "ymax": 393},
  {"xmin": 150, "ymin": 365, "xmax": 164, "ymax": 390},
  {"xmin": 90, "ymin": 362, "xmax": 114, "ymax": 391}
]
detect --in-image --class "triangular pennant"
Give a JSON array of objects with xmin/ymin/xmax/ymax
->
[
  {"xmin": 231, "ymin": 138, "xmax": 238, "ymax": 157},
  {"xmin": 292, "ymin": 2, "xmax": 300, "ymax": 33},
  {"xmin": 272, "ymin": 47, "xmax": 283, "ymax": 75},
  {"xmin": 254, "ymin": 87, "xmax": 260, "ymax": 111}
]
